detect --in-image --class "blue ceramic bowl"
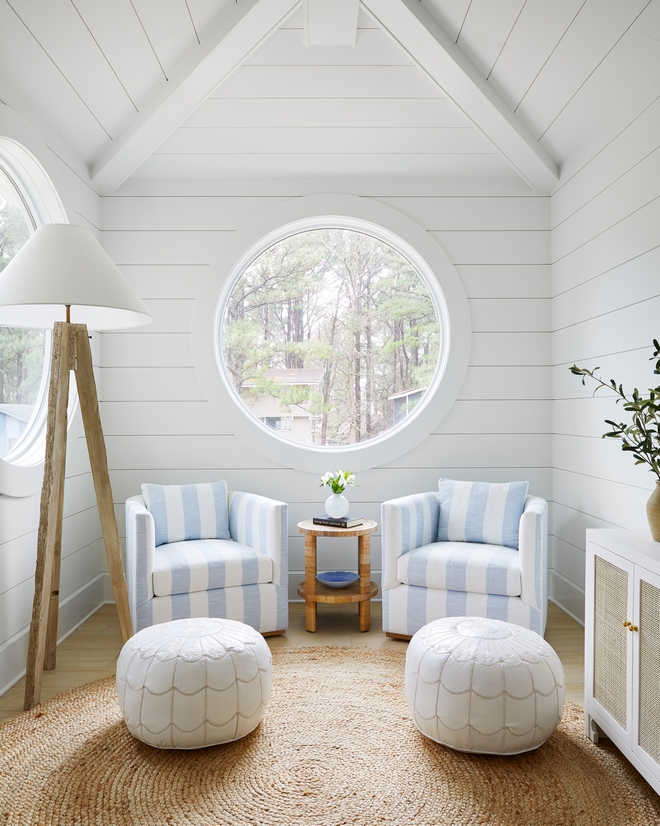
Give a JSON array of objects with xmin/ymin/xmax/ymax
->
[{"xmin": 316, "ymin": 571, "xmax": 359, "ymax": 589}]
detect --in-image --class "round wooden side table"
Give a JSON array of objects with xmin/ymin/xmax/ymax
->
[{"xmin": 297, "ymin": 519, "xmax": 378, "ymax": 633}]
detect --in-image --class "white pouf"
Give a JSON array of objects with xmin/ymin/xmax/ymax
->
[
  {"xmin": 405, "ymin": 617, "xmax": 565, "ymax": 755},
  {"xmin": 116, "ymin": 617, "xmax": 272, "ymax": 749}
]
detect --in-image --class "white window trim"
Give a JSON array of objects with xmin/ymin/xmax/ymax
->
[
  {"xmin": 193, "ymin": 194, "xmax": 471, "ymax": 473},
  {"xmin": 0, "ymin": 105, "xmax": 69, "ymax": 496}
]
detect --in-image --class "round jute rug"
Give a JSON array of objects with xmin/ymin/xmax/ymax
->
[{"xmin": 1, "ymin": 646, "xmax": 659, "ymax": 826}]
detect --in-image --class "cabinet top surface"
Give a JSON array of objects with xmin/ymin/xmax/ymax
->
[{"xmin": 587, "ymin": 528, "xmax": 660, "ymax": 563}]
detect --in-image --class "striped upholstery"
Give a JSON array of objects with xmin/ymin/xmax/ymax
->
[
  {"xmin": 437, "ymin": 479, "xmax": 529, "ymax": 550},
  {"xmin": 141, "ymin": 481, "xmax": 230, "ymax": 546},
  {"xmin": 381, "ymin": 490, "xmax": 547, "ymax": 638},
  {"xmin": 126, "ymin": 490, "xmax": 288, "ymax": 635},
  {"xmin": 397, "ymin": 542, "xmax": 521, "ymax": 596},
  {"xmin": 152, "ymin": 539, "xmax": 273, "ymax": 597}
]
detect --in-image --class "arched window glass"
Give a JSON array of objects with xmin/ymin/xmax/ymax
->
[
  {"xmin": 0, "ymin": 164, "xmax": 48, "ymax": 460},
  {"xmin": 220, "ymin": 226, "xmax": 442, "ymax": 448}
]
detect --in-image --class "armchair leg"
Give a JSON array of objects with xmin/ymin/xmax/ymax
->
[{"xmin": 385, "ymin": 632, "xmax": 412, "ymax": 641}]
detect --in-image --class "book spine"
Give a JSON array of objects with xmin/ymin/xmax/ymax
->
[{"xmin": 312, "ymin": 518, "xmax": 361, "ymax": 527}]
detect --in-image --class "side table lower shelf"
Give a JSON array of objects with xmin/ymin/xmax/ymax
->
[{"xmin": 297, "ymin": 580, "xmax": 378, "ymax": 604}]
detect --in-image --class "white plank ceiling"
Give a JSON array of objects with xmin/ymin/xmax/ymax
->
[{"xmin": 0, "ymin": 0, "xmax": 658, "ymax": 189}]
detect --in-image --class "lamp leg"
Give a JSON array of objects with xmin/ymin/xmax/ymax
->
[
  {"xmin": 72, "ymin": 324, "xmax": 132, "ymax": 644},
  {"xmin": 24, "ymin": 323, "xmax": 71, "ymax": 710}
]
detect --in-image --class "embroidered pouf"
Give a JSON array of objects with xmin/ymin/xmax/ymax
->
[
  {"xmin": 116, "ymin": 617, "xmax": 272, "ymax": 749},
  {"xmin": 405, "ymin": 616, "xmax": 565, "ymax": 755}
]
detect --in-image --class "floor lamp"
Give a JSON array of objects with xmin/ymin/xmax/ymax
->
[{"xmin": 0, "ymin": 223, "xmax": 153, "ymax": 710}]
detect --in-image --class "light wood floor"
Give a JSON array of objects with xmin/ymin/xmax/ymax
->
[{"xmin": 0, "ymin": 601, "xmax": 583, "ymax": 724}]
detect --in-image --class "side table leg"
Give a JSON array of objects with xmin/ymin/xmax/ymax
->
[
  {"xmin": 304, "ymin": 534, "xmax": 318, "ymax": 632},
  {"xmin": 358, "ymin": 534, "xmax": 371, "ymax": 632}
]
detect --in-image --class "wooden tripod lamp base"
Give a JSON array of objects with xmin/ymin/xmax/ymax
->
[{"xmin": 24, "ymin": 321, "xmax": 133, "ymax": 710}]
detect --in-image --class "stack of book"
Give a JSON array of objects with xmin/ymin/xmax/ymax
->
[{"xmin": 312, "ymin": 514, "xmax": 363, "ymax": 528}]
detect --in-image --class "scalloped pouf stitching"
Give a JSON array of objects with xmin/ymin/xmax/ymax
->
[
  {"xmin": 116, "ymin": 617, "xmax": 272, "ymax": 749},
  {"xmin": 405, "ymin": 616, "xmax": 565, "ymax": 755}
]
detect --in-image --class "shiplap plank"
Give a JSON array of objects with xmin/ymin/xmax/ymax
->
[
  {"xmin": 552, "ymin": 95, "xmax": 660, "ymax": 223},
  {"xmin": 552, "ymin": 148, "xmax": 660, "ymax": 258},
  {"xmin": 59, "ymin": 541, "xmax": 104, "ymax": 602},
  {"xmin": 8, "ymin": 0, "xmax": 136, "ymax": 134},
  {"xmin": 121, "ymin": 299, "xmax": 194, "ymax": 334},
  {"xmin": 552, "ymin": 197, "xmax": 660, "ymax": 294},
  {"xmin": 159, "ymin": 126, "xmax": 490, "ymax": 155},
  {"xmin": 67, "ymin": 0, "xmax": 165, "ymax": 111},
  {"xmin": 0, "ymin": 532, "xmax": 36, "ymax": 596},
  {"xmin": 469, "ymin": 298, "xmax": 550, "ymax": 332},
  {"xmin": 516, "ymin": 0, "xmax": 650, "ymax": 140},
  {"xmin": 100, "ymin": 333, "xmax": 194, "ymax": 367},
  {"xmin": 431, "ymin": 231, "xmax": 549, "ymax": 265},
  {"xmin": 554, "ymin": 433, "xmax": 650, "ymax": 490},
  {"xmin": 100, "ymin": 231, "xmax": 231, "ymax": 265},
  {"xmin": 383, "ymin": 433, "xmax": 551, "ymax": 469},
  {"xmin": 552, "ymin": 296, "xmax": 660, "ymax": 366},
  {"xmin": 186, "ymin": 0, "xmax": 236, "ymax": 43},
  {"xmin": 421, "ymin": 0, "xmax": 472, "ymax": 43},
  {"xmin": 133, "ymin": 153, "xmax": 512, "ymax": 179},
  {"xmin": 457, "ymin": 265, "xmax": 550, "ymax": 298},
  {"xmin": 102, "ymin": 197, "xmax": 283, "ymax": 231},
  {"xmin": 549, "ymin": 572, "xmax": 584, "ymax": 624},
  {"xmin": 459, "ymin": 366, "xmax": 551, "ymax": 400},
  {"xmin": 115, "ymin": 266, "xmax": 205, "ymax": 299},
  {"xmin": 184, "ymin": 96, "xmax": 468, "ymax": 128},
  {"xmin": 550, "ymin": 536, "xmax": 586, "ymax": 591},
  {"xmin": 0, "ymin": 578, "xmax": 34, "ymax": 645},
  {"xmin": 540, "ymin": 16, "xmax": 660, "ymax": 163},
  {"xmin": 0, "ymin": 495, "xmax": 39, "ymax": 546},
  {"xmin": 213, "ymin": 65, "xmax": 444, "ymax": 99},
  {"xmin": 100, "ymin": 401, "xmax": 230, "ymax": 436},
  {"xmin": 552, "ymin": 501, "xmax": 619, "ymax": 552},
  {"xmin": 374, "ymin": 196, "xmax": 549, "ymax": 231},
  {"xmin": 109, "ymin": 467, "xmax": 553, "ymax": 510},
  {"xmin": 454, "ymin": 0, "xmax": 527, "ymax": 79},
  {"xmin": 0, "ymin": 3, "xmax": 110, "ymax": 161},
  {"xmin": 552, "ymin": 246, "xmax": 660, "ymax": 332},
  {"xmin": 130, "ymin": 0, "xmax": 198, "ymax": 77},
  {"xmin": 100, "ymin": 367, "xmax": 205, "ymax": 402},
  {"xmin": 553, "ymin": 468, "xmax": 651, "ymax": 530},
  {"xmin": 113, "ymin": 176, "xmax": 538, "ymax": 198},
  {"xmin": 245, "ymin": 26, "xmax": 413, "ymax": 65},
  {"xmin": 435, "ymin": 399, "xmax": 552, "ymax": 434},
  {"xmin": 470, "ymin": 332, "xmax": 550, "ymax": 366},
  {"xmin": 553, "ymin": 396, "xmax": 644, "ymax": 442},
  {"xmin": 106, "ymin": 435, "xmax": 280, "ymax": 470},
  {"xmin": 488, "ymin": 0, "xmax": 587, "ymax": 111}
]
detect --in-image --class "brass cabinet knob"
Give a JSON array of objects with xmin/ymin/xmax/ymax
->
[
  {"xmin": 630, "ymin": 625, "xmax": 639, "ymax": 632},
  {"xmin": 623, "ymin": 620, "xmax": 631, "ymax": 627}
]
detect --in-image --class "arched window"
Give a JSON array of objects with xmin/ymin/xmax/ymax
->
[{"xmin": 0, "ymin": 131, "xmax": 69, "ymax": 493}]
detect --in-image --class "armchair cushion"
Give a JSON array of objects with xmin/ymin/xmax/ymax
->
[
  {"xmin": 437, "ymin": 479, "xmax": 528, "ymax": 550},
  {"xmin": 141, "ymin": 481, "xmax": 230, "ymax": 546},
  {"xmin": 152, "ymin": 539, "xmax": 274, "ymax": 597},
  {"xmin": 397, "ymin": 541, "xmax": 521, "ymax": 597}
]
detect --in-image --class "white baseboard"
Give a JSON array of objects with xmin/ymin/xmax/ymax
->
[
  {"xmin": 0, "ymin": 575, "xmax": 106, "ymax": 698},
  {"xmin": 549, "ymin": 570, "xmax": 585, "ymax": 626}
]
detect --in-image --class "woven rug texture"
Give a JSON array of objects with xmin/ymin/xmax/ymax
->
[{"xmin": 1, "ymin": 646, "xmax": 659, "ymax": 826}]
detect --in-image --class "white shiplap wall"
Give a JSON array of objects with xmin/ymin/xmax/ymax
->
[
  {"xmin": 99, "ymin": 176, "xmax": 551, "ymax": 603},
  {"xmin": 550, "ymin": 72, "xmax": 660, "ymax": 624},
  {"xmin": 0, "ymin": 77, "xmax": 104, "ymax": 694}
]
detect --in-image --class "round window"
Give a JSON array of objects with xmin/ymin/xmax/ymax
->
[
  {"xmin": 220, "ymin": 227, "xmax": 442, "ymax": 447},
  {"xmin": 0, "ymin": 163, "xmax": 49, "ymax": 461}
]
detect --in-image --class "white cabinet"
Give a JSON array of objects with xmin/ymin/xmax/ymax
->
[{"xmin": 585, "ymin": 529, "xmax": 660, "ymax": 795}]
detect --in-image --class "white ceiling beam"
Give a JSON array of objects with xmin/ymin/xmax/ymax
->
[
  {"xmin": 303, "ymin": 0, "xmax": 360, "ymax": 46},
  {"xmin": 90, "ymin": 0, "xmax": 301, "ymax": 194},
  {"xmin": 362, "ymin": 0, "xmax": 559, "ymax": 192}
]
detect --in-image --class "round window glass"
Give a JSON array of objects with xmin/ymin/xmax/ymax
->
[
  {"xmin": 0, "ymin": 164, "xmax": 48, "ymax": 460},
  {"xmin": 220, "ymin": 227, "xmax": 442, "ymax": 447}
]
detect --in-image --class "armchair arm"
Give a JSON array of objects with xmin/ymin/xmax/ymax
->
[
  {"xmin": 381, "ymin": 492, "xmax": 440, "ymax": 591},
  {"xmin": 228, "ymin": 491, "xmax": 288, "ymax": 587},
  {"xmin": 125, "ymin": 495, "xmax": 156, "ymax": 632},
  {"xmin": 518, "ymin": 495, "xmax": 548, "ymax": 625}
]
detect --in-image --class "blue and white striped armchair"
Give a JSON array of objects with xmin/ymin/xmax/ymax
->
[
  {"xmin": 126, "ymin": 483, "xmax": 288, "ymax": 636},
  {"xmin": 381, "ymin": 480, "xmax": 548, "ymax": 639}
]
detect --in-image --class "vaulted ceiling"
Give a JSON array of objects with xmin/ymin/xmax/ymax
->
[{"xmin": 0, "ymin": 0, "xmax": 658, "ymax": 193}]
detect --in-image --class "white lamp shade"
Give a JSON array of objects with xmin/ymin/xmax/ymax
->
[{"xmin": 0, "ymin": 223, "xmax": 153, "ymax": 330}]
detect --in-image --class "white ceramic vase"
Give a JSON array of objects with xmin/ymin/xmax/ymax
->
[{"xmin": 325, "ymin": 492, "xmax": 349, "ymax": 518}]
